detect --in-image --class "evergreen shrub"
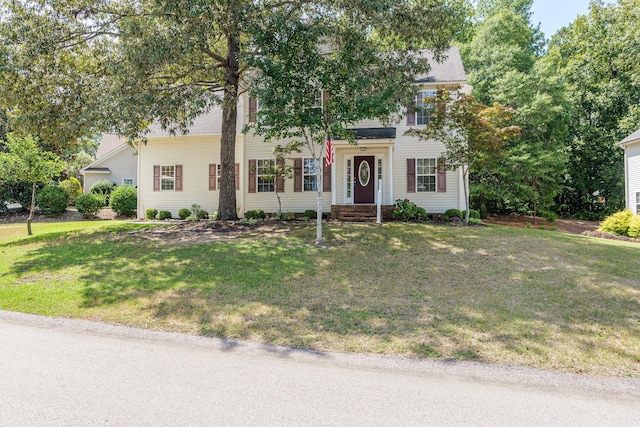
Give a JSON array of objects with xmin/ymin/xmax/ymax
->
[
  {"xmin": 109, "ymin": 185, "xmax": 137, "ymax": 216},
  {"xmin": 60, "ymin": 177, "xmax": 82, "ymax": 205},
  {"xmin": 245, "ymin": 209, "xmax": 266, "ymax": 220},
  {"xmin": 75, "ymin": 194, "xmax": 105, "ymax": 218},
  {"xmin": 37, "ymin": 185, "xmax": 69, "ymax": 216},
  {"xmin": 145, "ymin": 208, "xmax": 158, "ymax": 220}
]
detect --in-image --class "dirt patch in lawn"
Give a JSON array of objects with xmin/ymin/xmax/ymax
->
[
  {"xmin": 128, "ymin": 220, "xmax": 309, "ymax": 244},
  {"xmin": 483, "ymin": 214, "xmax": 600, "ymax": 235}
]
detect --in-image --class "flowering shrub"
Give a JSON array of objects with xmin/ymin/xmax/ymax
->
[{"xmin": 393, "ymin": 199, "xmax": 428, "ymax": 221}]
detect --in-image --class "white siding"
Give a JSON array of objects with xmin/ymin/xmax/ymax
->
[
  {"xmin": 393, "ymin": 121, "xmax": 465, "ymax": 214},
  {"xmin": 83, "ymin": 145, "xmax": 138, "ymax": 193},
  {"xmin": 242, "ymin": 133, "xmax": 332, "ymax": 214},
  {"xmin": 626, "ymin": 142, "xmax": 640, "ymax": 214},
  {"xmin": 137, "ymin": 135, "xmax": 244, "ymax": 219}
]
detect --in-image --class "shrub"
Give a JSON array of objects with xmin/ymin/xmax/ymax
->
[
  {"xmin": 178, "ymin": 208, "xmax": 191, "ymax": 220},
  {"xmin": 416, "ymin": 207, "xmax": 428, "ymax": 221},
  {"xmin": 541, "ymin": 210, "xmax": 558, "ymax": 223},
  {"xmin": 462, "ymin": 209, "xmax": 481, "ymax": 220},
  {"xmin": 75, "ymin": 193, "xmax": 104, "ymax": 218},
  {"xmin": 628, "ymin": 215, "xmax": 640, "ymax": 239},
  {"xmin": 145, "ymin": 208, "xmax": 158, "ymax": 220},
  {"xmin": 393, "ymin": 199, "xmax": 417, "ymax": 220},
  {"xmin": 468, "ymin": 217, "xmax": 483, "ymax": 225},
  {"xmin": 37, "ymin": 185, "xmax": 69, "ymax": 216},
  {"xmin": 109, "ymin": 185, "xmax": 137, "ymax": 217},
  {"xmin": 282, "ymin": 211, "xmax": 296, "ymax": 221},
  {"xmin": 89, "ymin": 179, "xmax": 117, "ymax": 204},
  {"xmin": 598, "ymin": 210, "xmax": 634, "ymax": 237},
  {"xmin": 188, "ymin": 204, "xmax": 209, "ymax": 220},
  {"xmin": 303, "ymin": 209, "xmax": 317, "ymax": 219},
  {"xmin": 60, "ymin": 177, "xmax": 82, "ymax": 205},
  {"xmin": 443, "ymin": 208, "xmax": 463, "ymax": 221},
  {"xmin": 245, "ymin": 209, "xmax": 266, "ymax": 220},
  {"xmin": 158, "ymin": 210, "xmax": 172, "ymax": 220}
]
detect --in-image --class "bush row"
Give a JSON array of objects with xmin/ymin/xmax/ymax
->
[{"xmin": 145, "ymin": 204, "xmax": 211, "ymax": 221}]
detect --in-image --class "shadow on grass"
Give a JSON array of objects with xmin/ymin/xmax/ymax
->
[{"xmin": 7, "ymin": 222, "xmax": 640, "ymax": 374}]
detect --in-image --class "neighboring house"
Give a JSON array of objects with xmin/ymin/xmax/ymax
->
[
  {"xmin": 136, "ymin": 47, "xmax": 470, "ymax": 220},
  {"xmin": 81, "ymin": 134, "xmax": 138, "ymax": 193},
  {"xmin": 618, "ymin": 128, "xmax": 640, "ymax": 214}
]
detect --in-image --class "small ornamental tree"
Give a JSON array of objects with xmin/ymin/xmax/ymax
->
[
  {"xmin": 408, "ymin": 90, "xmax": 521, "ymax": 224},
  {"xmin": 0, "ymin": 134, "xmax": 64, "ymax": 235},
  {"xmin": 247, "ymin": 16, "xmax": 445, "ymax": 244}
]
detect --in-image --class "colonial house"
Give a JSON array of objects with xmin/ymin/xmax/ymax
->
[
  {"xmin": 618, "ymin": 128, "xmax": 640, "ymax": 214},
  {"xmin": 135, "ymin": 47, "xmax": 470, "ymax": 220},
  {"xmin": 81, "ymin": 134, "xmax": 137, "ymax": 192}
]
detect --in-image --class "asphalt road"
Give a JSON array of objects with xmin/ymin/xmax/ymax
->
[{"xmin": 1, "ymin": 310, "xmax": 639, "ymax": 426}]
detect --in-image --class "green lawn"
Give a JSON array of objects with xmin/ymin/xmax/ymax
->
[{"xmin": 1, "ymin": 220, "xmax": 639, "ymax": 377}]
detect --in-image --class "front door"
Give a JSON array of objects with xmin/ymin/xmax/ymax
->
[{"xmin": 354, "ymin": 156, "xmax": 375, "ymax": 204}]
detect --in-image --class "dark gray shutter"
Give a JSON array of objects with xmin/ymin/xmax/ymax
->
[
  {"xmin": 276, "ymin": 159, "xmax": 285, "ymax": 192},
  {"xmin": 294, "ymin": 158, "xmax": 302, "ymax": 192},
  {"xmin": 175, "ymin": 165, "xmax": 183, "ymax": 191},
  {"xmin": 153, "ymin": 165, "xmax": 160, "ymax": 191},
  {"xmin": 323, "ymin": 162, "xmax": 331, "ymax": 192},
  {"xmin": 248, "ymin": 160, "xmax": 256, "ymax": 193},
  {"xmin": 407, "ymin": 159, "xmax": 416, "ymax": 193},
  {"xmin": 249, "ymin": 97, "xmax": 257, "ymax": 123},
  {"xmin": 437, "ymin": 158, "xmax": 446, "ymax": 193},
  {"xmin": 209, "ymin": 164, "xmax": 216, "ymax": 191}
]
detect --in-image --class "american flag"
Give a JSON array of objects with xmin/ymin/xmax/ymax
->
[{"xmin": 325, "ymin": 134, "xmax": 334, "ymax": 167}]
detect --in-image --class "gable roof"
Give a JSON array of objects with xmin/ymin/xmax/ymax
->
[
  {"xmin": 96, "ymin": 134, "xmax": 127, "ymax": 158},
  {"xmin": 81, "ymin": 135, "xmax": 135, "ymax": 174},
  {"xmin": 618, "ymin": 128, "xmax": 640, "ymax": 147},
  {"xmin": 414, "ymin": 46, "xmax": 466, "ymax": 84}
]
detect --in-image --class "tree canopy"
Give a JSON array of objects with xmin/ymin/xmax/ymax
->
[{"xmin": 1, "ymin": 0, "xmax": 469, "ymax": 221}]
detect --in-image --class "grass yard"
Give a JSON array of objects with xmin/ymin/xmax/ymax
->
[{"xmin": 1, "ymin": 220, "xmax": 639, "ymax": 377}]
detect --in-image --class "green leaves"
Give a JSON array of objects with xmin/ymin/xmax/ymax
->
[{"xmin": 0, "ymin": 134, "xmax": 64, "ymax": 186}]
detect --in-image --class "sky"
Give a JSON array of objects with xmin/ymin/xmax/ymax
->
[{"xmin": 530, "ymin": 0, "xmax": 610, "ymax": 38}]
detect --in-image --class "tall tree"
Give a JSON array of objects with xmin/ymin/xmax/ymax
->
[
  {"xmin": 461, "ymin": 5, "xmax": 568, "ymax": 216},
  {"xmin": 0, "ymin": 3, "xmax": 103, "ymax": 153},
  {"xmin": 247, "ymin": 4, "xmax": 467, "ymax": 244},
  {"xmin": 547, "ymin": 0, "xmax": 640, "ymax": 218},
  {"xmin": 0, "ymin": 134, "xmax": 64, "ymax": 235},
  {"xmin": 2, "ymin": 0, "xmax": 468, "ymax": 221},
  {"xmin": 408, "ymin": 91, "xmax": 520, "ymax": 223}
]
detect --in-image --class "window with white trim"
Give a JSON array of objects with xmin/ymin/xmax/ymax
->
[
  {"xmin": 303, "ymin": 158, "xmax": 318, "ymax": 191},
  {"xmin": 257, "ymin": 159, "xmax": 275, "ymax": 192},
  {"xmin": 161, "ymin": 165, "xmax": 175, "ymax": 191},
  {"xmin": 415, "ymin": 90, "xmax": 436, "ymax": 126},
  {"xmin": 216, "ymin": 164, "xmax": 221, "ymax": 189},
  {"xmin": 312, "ymin": 90, "xmax": 323, "ymax": 109},
  {"xmin": 636, "ymin": 192, "xmax": 640, "ymax": 213},
  {"xmin": 416, "ymin": 158, "xmax": 436, "ymax": 192},
  {"xmin": 122, "ymin": 178, "xmax": 134, "ymax": 187}
]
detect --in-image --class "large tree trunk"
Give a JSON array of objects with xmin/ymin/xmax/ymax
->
[
  {"xmin": 27, "ymin": 181, "xmax": 36, "ymax": 236},
  {"xmin": 218, "ymin": 32, "xmax": 240, "ymax": 221}
]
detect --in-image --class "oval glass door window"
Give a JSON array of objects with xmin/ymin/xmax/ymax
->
[{"xmin": 358, "ymin": 161, "xmax": 370, "ymax": 187}]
